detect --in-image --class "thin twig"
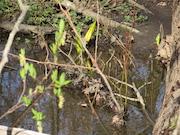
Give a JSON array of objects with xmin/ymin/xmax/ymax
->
[
  {"xmin": 132, "ymin": 82, "xmax": 155, "ymax": 125},
  {"xmin": 95, "ymin": 0, "xmax": 100, "ymax": 62},
  {"xmin": 114, "ymin": 93, "xmax": 139, "ymax": 102},
  {"xmin": 18, "ymin": 78, "xmax": 26, "ymax": 102},
  {"xmin": 0, "ymin": 51, "xmax": 96, "ymax": 71},
  {"xmin": 0, "ymin": 0, "xmax": 29, "ymax": 73}
]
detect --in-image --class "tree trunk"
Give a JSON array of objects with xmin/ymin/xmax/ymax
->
[{"xmin": 153, "ymin": 0, "xmax": 180, "ymax": 134}]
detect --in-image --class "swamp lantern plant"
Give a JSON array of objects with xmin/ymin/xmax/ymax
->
[
  {"xmin": 75, "ymin": 21, "xmax": 96, "ymax": 54},
  {"xmin": 75, "ymin": 21, "xmax": 96, "ymax": 67}
]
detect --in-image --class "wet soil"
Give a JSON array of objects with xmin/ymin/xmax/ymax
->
[
  {"xmin": 0, "ymin": 0, "xmax": 172, "ymax": 135},
  {"xmin": 132, "ymin": 0, "xmax": 172, "ymax": 56}
]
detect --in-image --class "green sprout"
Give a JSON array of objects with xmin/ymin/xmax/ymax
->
[
  {"xmin": 31, "ymin": 108, "xmax": 46, "ymax": 133},
  {"xmin": 156, "ymin": 33, "xmax": 161, "ymax": 46}
]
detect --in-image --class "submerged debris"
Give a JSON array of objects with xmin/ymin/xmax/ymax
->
[{"xmin": 111, "ymin": 114, "xmax": 125, "ymax": 128}]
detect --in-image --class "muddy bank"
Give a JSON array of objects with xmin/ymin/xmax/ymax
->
[{"xmin": 132, "ymin": 0, "xmax": 172, "ymax": 55}]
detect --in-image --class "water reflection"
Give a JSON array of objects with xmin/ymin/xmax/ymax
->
[{"xmin": 0, "ymin": 42, "xmax": 165, "ymax": 135}]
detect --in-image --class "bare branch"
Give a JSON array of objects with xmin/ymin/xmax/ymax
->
[{"xmin": 0, "ymin": 0, "xmax": 29, "ymax": 73}]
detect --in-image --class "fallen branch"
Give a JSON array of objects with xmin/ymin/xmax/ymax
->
[
  {"xmin": 61, "ymin": 0, "xmax": 140, "ymax": 33},
  {"xmin": 132, "ymin": 82, "xmax": 155, "ymax": 126},
  {"xmin": 128, "ymin": 0, "xmax": 153, "ymax": 15},
  {"xmin": 0, "ymin": 21, "xmax": 57, "ymax": 34}
]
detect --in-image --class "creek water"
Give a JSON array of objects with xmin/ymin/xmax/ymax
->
[{"xmin": 0, "ymin": 35, "xmax": 165, "ymax": 135}]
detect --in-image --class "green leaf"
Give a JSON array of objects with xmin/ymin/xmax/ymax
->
[
  {"xmin": 19, "ymin": 49, "xmax": 26, "ymax": 66},
  {"xmin": 124, "ymin": 15, "xmax": 131, "ymax": 22},
  {"xmin": 20, "ymin": 48, "xmax": 25, "ymax": 57},
  {"xmin": 24, "ymin": 63, "xmax": 29, "ymax": 72},
  {"xmin": 31, "ymin": 108, "xmax": 37, "ymax": 116},
  {"xmin": 59, "ymin": 72, "xmax": 66, "ymax": 86},
  {"xmin": 61, "ymin": 80, "xmax": 71, "ymax": 86},
  {"xmin": 28, "ymin": 63, "xmax": 37, "ymax": 79},
  {"xmin": 53, "ymin": 72, "xmax": 71, "ymax": 87},
  {"xmin": 54, "ymin": 19, "xmax": 66, "ymax": 47},
  {"xmin": 37, "ymin": 85, "xmax": 44, "ymax": 92},
  {"xmin": 58, "ymin": 19, "xmax": 65, "ymax": 36},
  {"xmin": 99, "ymin": 0, "xmax": 108, "ymax": 6},
  {"xmin": 20, "ymin": 68, "xmax": 26, "ymax": 80},
  {"xmin": 37, "ymin": 112, "xmax": 41, "ymax": 120},
  {"xmin": 53, "ymin": 88, "xmax": 63, "ymax": 97},
  {"xmin": 25, "ymin": 38, "xmax": 30, "ymax": 44},
  {"xmin": 16, "ymin": 37, "xmax": 21, "ymax": 41},
  {"xmin": 53, "ymin": 88, "xmax": 58, "ymax": 95},
  {"xmin": 54, "ymin": 80, "xmax": 61, "ymax": 87},
  {"xmin": 84, "ymin": 21, "xmax": 96, "ymax": 42},
  {"xmin": 29, "ymin": 88, "xmax": 33, "ymax": 95},
  {"xmin": 156, "ymin": 33, "xmax": 161, "ymax": 46},
  {"xmin": 169, "ymin": 115, "xmax": 178, "ymax": 129},
  {"xmin": 37, "ymin": 112, "xmax": 45, "ymax": 121},
  {"xmin": 31, "ymin": 109, "xmax": 45, "ymax": 121},
  {"xmin": 75, "ymin": 37, "xmax": 84, "ymax": 54},
  {"xmin": 51, "ymin": 70, "xmax": 58, "ymax": 82},
  {"xmin": 85, "ymin": 59, "xmax": 92, "ymax": 67},
  {"xmin": 55, "ymin": 31, "xmax": 59, "ymax": 43},
  {"xmin": 50, "ymin": 43, "xmax": 58, "ymax": 55},
  {"xmin": 22, "ymin": 96, "xmax": 31, "ymax": 106},
  {"xmin": 59, "ymin": 31, "xmax": 66, "ymax": 46}
]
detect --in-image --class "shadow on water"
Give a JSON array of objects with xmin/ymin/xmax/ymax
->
[{"xmin": 0, "ymin": 37, "xmax": 165, "ymax": 135}]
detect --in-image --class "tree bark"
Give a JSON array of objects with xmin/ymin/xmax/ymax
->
[{"xmin": 153, "ymin": 0, "xmax": 180, "ymax": 134}]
